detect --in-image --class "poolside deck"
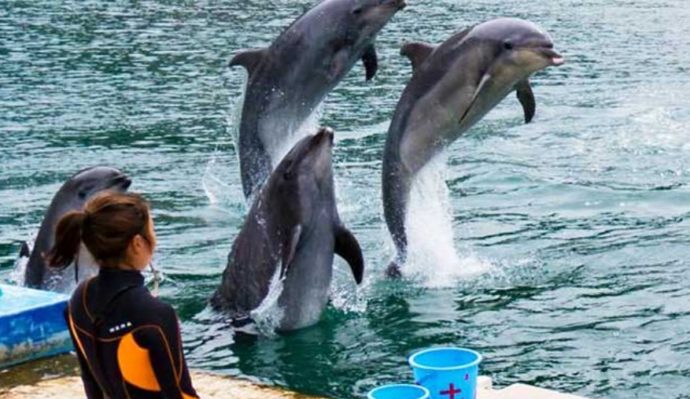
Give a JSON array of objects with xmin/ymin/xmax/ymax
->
[{"xmin": 0, "ymin": 356, "xmax": 588, "ymax": 399}]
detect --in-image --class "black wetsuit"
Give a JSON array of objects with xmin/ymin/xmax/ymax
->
[{"xmin": 66, "ymin": 268, "xmax": 198, "ymax": 399}]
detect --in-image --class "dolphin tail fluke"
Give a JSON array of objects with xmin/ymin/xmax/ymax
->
[
  {"xmin": 362, "ymin": 44, "xmax": 378, "ymax": 81},
  {"xmin": 19, "ymin": 241, "xmax": 31, "ymax": 258},
  {"xmin": 334, "ymin": 225, "xmax": 364, "ymax": 284},
  {"xmin": 516, "ymin": 79, "xmax": 536, "ymax": 123},
  {"xmin": 400, "ymin": 42, "xmax": 435, "ymax": 71},
  {"xmin": 229, "ymin": 48, "xmax": 268, "ymax": 76}
]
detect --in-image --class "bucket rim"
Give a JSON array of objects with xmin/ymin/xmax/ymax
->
[
  {"xmin": 368, "ymin": 383, "xmax": 430, "ymax": 399},
  {"xmin": 408, "ymin": 347, "xmax": 482, "ymax": 371}
]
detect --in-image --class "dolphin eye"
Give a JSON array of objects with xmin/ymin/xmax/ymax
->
[
  {"xmin": 78, "ymin": 191, "xmax": 87, "ymax": 199},
  {"xmin": 503, "ymin": 41, "xmax": 513, "ymax": 50},
  {"xmin": 283, "ymin": 170, "xmax": 294, "ymax": 180},
  {"xmin": 352, "ymin": 6, "xmax": 363, "ymax": 15}
]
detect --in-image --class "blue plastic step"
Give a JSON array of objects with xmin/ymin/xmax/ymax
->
[{"xmin": 0, "ymin": 284, "xmax": 73, "ymax": 368}]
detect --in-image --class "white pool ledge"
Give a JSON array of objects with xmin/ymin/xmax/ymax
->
[{"xmin": 478, "ymin": 376, "xmax": 588, "ymax": 399}]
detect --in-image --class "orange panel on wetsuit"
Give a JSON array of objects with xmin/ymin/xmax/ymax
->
[{"xmin": 66, "ymin": 269, "xmax": 198, "ymax": 399}]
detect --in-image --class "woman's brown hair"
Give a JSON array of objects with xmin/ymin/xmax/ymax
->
[{"xmin": 47, "ymin": 192, "xmax": 153, "ymax": 269}]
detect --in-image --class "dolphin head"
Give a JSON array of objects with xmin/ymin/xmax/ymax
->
[
  {"xmin": 350, "ymin": 0, "xmax": 406, "ymax": 38},
  {"xmin": 469, "ymin": 18, "xmax": 564, "ymax": 76},
  {"xmin": 268, "ymin": 128, "xmax": 335, "ymax": 224},
  {"xmin": 56, "ymin": 166, "xmax": 132, "ymax": 211},
  {"xmin": 454, "ymin": 18, "xmax": 564, "ymax": 128}
]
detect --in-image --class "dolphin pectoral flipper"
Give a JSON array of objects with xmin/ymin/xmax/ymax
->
[
  {"xmin": 362, "ymin": 44, "xmax": 378, "ymax": 81},
  {"xmin": 281, "ymin": 225, "xmax": 302, "ymax": 279},
  {"xmin": 334, "ymin": 226, "xmax": 364, "ymax": 284},
  {"xmin": 458, "ymin": 73, "xmax": 492, "ymax": 125},
  {"xmin": 19, "ymin": 241, "xmax": 30, "ymax": 258},
  {"xmin": 229, "ymin": 48, "xmax": 268, "ymax": 75},
  {"xmin": 516, "ymin": 79, "xmax": 536, "ymax": 123},
  {"xmin": 400, "ymin": 42, "xmax": 435, "ymax": 71}
]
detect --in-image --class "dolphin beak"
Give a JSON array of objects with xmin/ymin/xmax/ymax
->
[
  {"xmin": 540, "ymin": 48, "xmax": 565, "ymax": 66},
  {"xmin": 314, "ymin": 127, "xmax": 334, "ymax": 147},
  {"xmin": 111, "ymin": 174, "xmax": 132, "ymax": 190},
  {"xmin": 386, "ymin": 0, "xmax": 407, "ymax": 10}
]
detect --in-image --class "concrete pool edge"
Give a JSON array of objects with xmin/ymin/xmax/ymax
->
[
  {"xmin": 0, "ymin": 369, "xmax": 323, "ymax": 399},
  {"xmin": 0, "ymin": 370, "xmax": 588, "ymax": 399}
]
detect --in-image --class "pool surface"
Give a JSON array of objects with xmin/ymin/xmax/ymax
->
[{"xmin": 1, "ymin": 1, "xmax": 690, "ymax": 397}]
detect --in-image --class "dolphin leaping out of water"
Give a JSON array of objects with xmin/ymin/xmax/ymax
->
[
  {"xmin": 382, "ymin": 18, "xmax": 565, "ymax": 276},
  {"xmin": 230, "ymin": 0, "xmax": 406, "ymax": 199},
  {"xmin": 22, "ymin": 166, "xmax": 132, "ymax": 291},
  {"xmin": 211, "ymin": 128, "xmax": 364, "ymax": 332}
]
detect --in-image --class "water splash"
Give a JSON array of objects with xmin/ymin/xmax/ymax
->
[
  {"xmin": 405, "ymin": 155, "xmax": 494, "ymax": 288},
  {"xmin": 330, "ymin": 260, "xmax": 367, "ymax": 313},
  {"xmin": 202, "ymin": 155, "xmax": 235, "ymax": 207},
  {"xmin": 10, "ymin": 241, "xmax": 31, "ymax": 286},
  {"xmin": 271, "ymin": 102, "xmax": 324, "ymax": 166},
  {"xmin": 10, "ymin": 240, "xmax": 100, "ymax": 292},
  {"xmin": 202, "ymin": 71, "xmax": 245, "ymax": 209},
  {"xmin": 250, "ymin": 266, "xmax": 285, "ymax": 337}
]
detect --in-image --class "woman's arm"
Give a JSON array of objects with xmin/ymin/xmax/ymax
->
[
  {"xmin": 73, "ymin": 345, "xmax": 105, "ymax": 399},
  {"xmin": 65, "ymin": 307, "xmax": 105, "ymax": 399},
  {"xmin": 135, "ymin": 305, "xmax": 198, "ymax": 399}
]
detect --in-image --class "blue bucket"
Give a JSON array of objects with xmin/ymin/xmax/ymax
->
[
  {"xmin": 368, "ymin": 384, "xmax": 430, "ymax": 399},
  {"xmin": 409, "ymin": 347, "xmax": 482, "ymax": 399}
]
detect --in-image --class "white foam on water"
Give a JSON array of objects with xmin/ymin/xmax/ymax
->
[
  {"xmin": 404, "ymin": 155, "xmax": 494, "ymax": 288},
  {"xmin": 250, "ymin": 266, "xmax": 286, "ymax": 337}
]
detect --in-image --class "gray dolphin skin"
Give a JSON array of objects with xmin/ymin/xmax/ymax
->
[
  {"xmin": 22, "ymin": 166, "xmax": 132, "ymax": 291},
  {"xmin": 230, "ymin": 0, "xmax": 406, "ymax": 199},
  {"xmin": 382, "ymin": 18, "xmax": 565, "ymax": 275},
  {"xmin": 211, "ymin": 128, "xmax": 364, "ymax": 332}
]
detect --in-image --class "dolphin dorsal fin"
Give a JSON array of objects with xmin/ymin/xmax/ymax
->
[
  {"xmin": 19, "ymin": 241, "xmax": 31, "ymax": 258},
  {"xmin": 334, "ymin": 225, "xmax": 364, "ymax": 284},
  {"xmin": 228, "ymin": 48, "xmax": 268, "ymax": 76},
  {"xmin": 516, "ymin": 79, "xmax": 536, "ymax": 123},
  {"xmin": 400, "ymin": 42, "xmax": 435, "ymax": 71}
]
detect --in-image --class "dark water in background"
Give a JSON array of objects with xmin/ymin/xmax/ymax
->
[{"xmin": 2, "ymin": 0, "xmax": 690, "ymax": 397}]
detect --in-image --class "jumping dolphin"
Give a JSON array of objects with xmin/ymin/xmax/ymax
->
[
  {"xmin": 230, "ymin": 0, "xmax": 406, "ymax": 199},
  {"xmin": 382, "ymin": 18, "xmax": 564, "ymax": 275},
  {"xmin": 211, "ymin": 128, "xmax": 364, "ymax": 332},
  {"xmin": 22, "ymin": 166, "xmax": 132, "ymax": 291}
]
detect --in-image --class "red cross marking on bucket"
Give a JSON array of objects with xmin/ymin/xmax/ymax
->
[{"xmin": 440, "ymin": 383, "xmax": 462, "ymax": 399}]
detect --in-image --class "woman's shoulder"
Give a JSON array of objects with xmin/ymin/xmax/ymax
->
[{"xmin": 123, "ymin": 288, "xmax": 178, "ymax": 323}]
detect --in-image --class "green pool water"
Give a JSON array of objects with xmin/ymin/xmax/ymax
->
[{"xmin": 2, "ymin": 1, "xmax": 690, "ymax": 398}]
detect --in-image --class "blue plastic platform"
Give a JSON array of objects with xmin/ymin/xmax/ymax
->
[{"xmin": 0, "ymin": 284, "xmax": 73, "ymax": 368}]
